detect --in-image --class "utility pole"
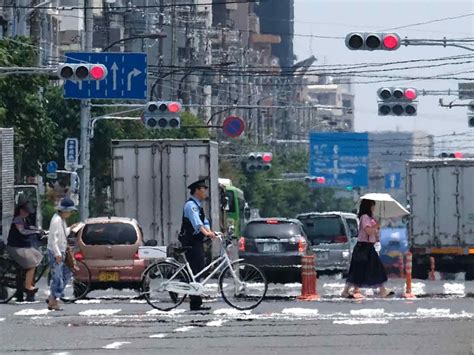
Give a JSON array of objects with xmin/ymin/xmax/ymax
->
[
  {"xmin": 170, "ymin": 0, "xmax": 177, "ymax": 99},
  {"xmin": 79, "ymin": 0, "xmax": 93, "ymax": 220}
]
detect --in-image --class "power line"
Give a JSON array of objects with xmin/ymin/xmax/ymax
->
[{"xmin": 380, "ymin": 13, "xmax": 474, "ymax": 32}]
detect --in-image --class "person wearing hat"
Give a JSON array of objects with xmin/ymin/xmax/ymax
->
[
  {"xmin": 6, "ymin": 201, "xmax": 43, "ymax": 302},
  {"xmin": 180, "ymin": 178, "xmax": 216, "ymax": 311},
  {"xmin": 46, "ymin": 197, "xmax": 77, "ymax": 311}
]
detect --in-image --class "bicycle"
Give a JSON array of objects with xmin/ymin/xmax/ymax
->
[
  {"xmin": 141, "ymin": 234, "xmax": 268, "ymax": 311},
  {"xmin": 0, "ymin": 233, "xmax": 92, "ymax": 304}
]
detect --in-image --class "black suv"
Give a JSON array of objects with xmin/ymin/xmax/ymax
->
[{"xmin": 238, "ymin": 218, "xmax": 310, "ymax": 283}]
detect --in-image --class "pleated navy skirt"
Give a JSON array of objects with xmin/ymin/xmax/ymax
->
[{"xmin": 346, "ymin": 242, "xmax": 388, "ymax": 287}]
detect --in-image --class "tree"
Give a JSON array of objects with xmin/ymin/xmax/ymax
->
[{"xmin": 0, "ymin": 37, "xmax": 56, "ymax": 180}]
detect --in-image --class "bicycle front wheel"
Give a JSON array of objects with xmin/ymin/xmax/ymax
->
[
  {"xmin": 219, "ymin": 261, "xmax": 267, "ymax": 310},
  {"xmin": 142, "ymin": 261, "xmax": 190, "ymax": 311},
  {"xmin": 61, "ymin": 260, "xmax": 91, "ymax": 303},
  {"xmin": 0, "ymin": 259, "xmax": 18, "ymax": 304}
]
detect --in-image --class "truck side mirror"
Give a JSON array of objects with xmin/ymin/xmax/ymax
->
[{"xmin": 244, "ymin": 207, "xmax": 251, "ymax": 220}]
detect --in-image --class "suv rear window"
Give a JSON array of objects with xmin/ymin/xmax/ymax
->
[
  {"xmin": 346, "ymin": 218, "xmax": 359, "ymax": 239},
  {"xmin": 82, "ymin": 223, "xmax": 137, "ymax": 245},
  {"xmin": 243, "ymin": 222, "xmax": 302, "ymax": 239},
  {"xmin": 298, "ymin": 216, "xmax": 346, "ymax": 244}
]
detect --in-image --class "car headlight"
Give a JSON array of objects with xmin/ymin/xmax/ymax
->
[{"xmin": 342, "ymin": 251, "xmax": 350, "ymax": 259}]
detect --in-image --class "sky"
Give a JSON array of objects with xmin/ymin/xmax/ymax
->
[{"xmin": 294, "ymin": 0, "xmax": 474, "ymax": 151}]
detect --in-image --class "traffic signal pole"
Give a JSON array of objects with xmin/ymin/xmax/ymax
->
[{"xmin": 79, "ymin": 0, "xmax": 93, "ymax": 220}]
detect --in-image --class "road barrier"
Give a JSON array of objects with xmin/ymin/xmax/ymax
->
[
  {"xmin": 297, "ymin": 255, "xmax": 320, "ymax": 301},
  {"xmin": 429, "ymin": 256, "xmax": 436, "ymax": 281},
  {"xmin": 399, "ymin": 255, "xmax": 405, "ymax": 278},
  {"xmin": 403, "ymin": 252, "xmax": 416, "ymax": 299}
]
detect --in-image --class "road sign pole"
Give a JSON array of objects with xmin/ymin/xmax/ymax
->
[{"xmin": 79, "ymin": 0, "xmax": 93, "ymax": 220}]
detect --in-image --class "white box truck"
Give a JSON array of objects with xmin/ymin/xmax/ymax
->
[
  {"xmin": 407, "ymin": 158, "xmax": 474, "ymax": 280},
  {"xmin": 111, "ymin": 139, "xmax": 221, "ymax": 247}
]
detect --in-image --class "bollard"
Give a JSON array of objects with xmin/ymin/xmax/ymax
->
[
  {"xmin": 403, "ymin": 252, "xmax": 416, "ymax": 299},
  {"xmin": 429, "ymin": 256, "xmax": 436, "ymax": 281},
  {"xmin": 399, "ymin": 254, "xmax": 405, "ymax": 278},
  {"xmin": 297, "ymin": 255, "xmax": 320, "ymax": 301}
]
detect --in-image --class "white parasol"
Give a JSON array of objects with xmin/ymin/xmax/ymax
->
[{"xmin": 359, "ymin": 193, "xmax": 410, "ymax": 220}]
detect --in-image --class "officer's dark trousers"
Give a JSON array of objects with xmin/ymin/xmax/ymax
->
[{"xmin": 184, "ymin": 240, "xmax": 205, "ymax": 309}]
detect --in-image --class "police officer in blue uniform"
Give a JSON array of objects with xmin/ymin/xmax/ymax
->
[{"xmin": 180, "ymin": 179, "xmax": 216, "ymax": 311}]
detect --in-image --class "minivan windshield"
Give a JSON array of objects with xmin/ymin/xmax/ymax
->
[
  {"xmin": 244, "ymin": 222, "xmax": 302, "ymax": 239},
  {"xmin": 298, "ymin": 216, "xmax": 346, "ymax": 244},
  {"xmin": 82, "ymin": 223, "xmax": 137, "ymax": 245}
]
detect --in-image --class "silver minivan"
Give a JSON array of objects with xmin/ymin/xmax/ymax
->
[{"xmin": 297, "ymin": 212, "xmax": 355, "ymax": 275}]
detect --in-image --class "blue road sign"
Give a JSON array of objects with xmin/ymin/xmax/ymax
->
[
  {"xmin": 309, "ymin": 132, "xmax": 369, "ymax": 187},
  {"xmin": 46, "ymin": 161, "xmax": 58, "ymax": 174},
  {"xmin": 385, "ymin": 172, "xmax": 401, "ymax": 189},
  {"xmin": 64, "ymin": 52, "xmax": 147, "ymax": 100}
]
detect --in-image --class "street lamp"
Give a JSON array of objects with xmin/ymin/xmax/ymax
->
[{"xmin": 102, "ymin": 32, "xmax": 167, "ymax": 52}]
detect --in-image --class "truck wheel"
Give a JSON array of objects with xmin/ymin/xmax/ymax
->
[{"xmin": 412, "ymin": 263, "xmax": 429, "ymax": 280}]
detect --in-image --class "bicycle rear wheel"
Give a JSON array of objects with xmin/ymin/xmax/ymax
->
[
  {"xmin": 61, "ymin": 260, "xmax": 91, "ymax": 303},
  {"xmin": 219, "ymin": 261, "xmax": 267, "ymax": 310},
  {"xmin": 142, "ymin": 261, "xmax": 189, "ymax": 311}
]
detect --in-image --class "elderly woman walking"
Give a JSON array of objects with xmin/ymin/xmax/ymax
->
[
  {"xmin": 341, "ymin": 199, "xmax": 394, "ymax": 299},
  {"xmin": 47, "ymin": 197, "xmax": 77, "ymax": 311}
]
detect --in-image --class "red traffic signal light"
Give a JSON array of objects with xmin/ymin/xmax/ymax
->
[
  {"xmin": 404, "ymin": 88, "xmax": 417, "ymax": 100},
  {"xmin": 262, "ymin": 153, "xmax": 273, "ymax": 163},
  {"xmin": 168, "ymin": 102, "xmax": 182, "ymax": 113},
  {"xmin": 346, "ymin": 32, "xmax": 401, "ymax": 51},
  {"xmin": 90, "ymin": 65, "xmax": 107, "ymax": 80}
]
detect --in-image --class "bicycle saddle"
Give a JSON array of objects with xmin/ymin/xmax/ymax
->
[{"xmin": 173, "ymin": 246, "xmax": 192, "ymax": 254}]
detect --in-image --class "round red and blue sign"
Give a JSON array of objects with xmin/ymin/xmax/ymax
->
[{"xmin": 222, "ymin": 116, "xmax": 245, "ymax": 138}]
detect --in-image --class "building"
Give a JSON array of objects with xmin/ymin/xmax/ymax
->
[{"xmin": 367, "ymin": 131, "xmax": 435, "ymax": 203}]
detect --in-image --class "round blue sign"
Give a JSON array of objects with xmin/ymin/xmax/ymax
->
[
  {"xmin": 223, "ymin": 116, "xmax": 245, "ymax": 138},
  {"xmin": 46, "ymin": 161, "xmax": 58, "ymax": 174}
]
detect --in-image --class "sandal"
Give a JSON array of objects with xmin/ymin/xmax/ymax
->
[{"xmin": 380, "ymin": 290, "xmax": 395, "ymax": 298}]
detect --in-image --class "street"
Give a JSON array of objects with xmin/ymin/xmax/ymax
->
[{"xmin": 1, "ymin": 277, "xmax": 473, "ymax": 355}]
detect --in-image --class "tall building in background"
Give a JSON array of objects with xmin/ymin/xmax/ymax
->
[{"xmin": 255, "ymin": 0, "xmax": 294, "ymax": 68}]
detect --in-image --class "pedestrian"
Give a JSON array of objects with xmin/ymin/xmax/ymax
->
[
  {"xmin": 46, "ymin": 197, "xmax": 77, "ymax": 311},
  {"xmin": 179, "ymin": 179, "xmax": 216, "ymax": 311},
  {"xmin": 341, "ymin": 199, "xmax": 394, "ymax": 299},
  {"xmin": 6, "ymin": 201, "xmax": 43, "ymax": 302}
]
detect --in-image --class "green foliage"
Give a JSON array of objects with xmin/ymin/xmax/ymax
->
[{"xmin": 0, "ymin": 37, "xmax": 56, "ymax": 179}]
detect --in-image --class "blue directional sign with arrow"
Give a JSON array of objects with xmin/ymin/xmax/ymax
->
[{"xmin": 63, "ymin": 52, "xmax": 147, "ymax": 100}]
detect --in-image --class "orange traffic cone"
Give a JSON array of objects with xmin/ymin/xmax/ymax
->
[
  {"xmin": 403, "ymin": 252, "xmax": 416, "ymax": 299},
  {"xmin": 298, "ymin": 255, "xmax": 320, "ymax": 301}
]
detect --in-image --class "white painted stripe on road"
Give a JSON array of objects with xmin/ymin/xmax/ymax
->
[
  {"xmin": 51, "ymin": 352, "xmax": 71, "ymax": 355},
  {"xmin": 411, "ymin": 282, "xmax": 425, "ymax": 295},
  {"xmin": 443, "ymin": 283, "xmax": 465, "ymax": 295},
  {"xmin": 79, "ymin": 309, "xmax": 122, "ymax": 316},
  {"xmin": 416, "ymin": 308, "xmax": 451, "ymax": 317},
  {"xmin": 129, "ymin": 299, "xmax": 147, "ymax": 304},
  {"xmin": 334, "ymin": 319, "xmax": 389, "ymax": 325},
  {"xmin": 75, "ymin": 299, "xmax": 101, "ymax": 304},
  {"xmin": 174, "ymin": 326, "xmax": 195, "ymax": 332},
  {"xmin": 281, "ymin": 308, "xmax": 319, "ymax": 316},
  {"xmin": 214, "ymin": 308, "xmax": 251, "ymax": 316},
  {"xmin": 0, "ymin": 318, "xmax": 5, "ymax": 321},
  {"xmin": 206, "ymin": 319, "xmax": 227, "ymax": 327},
  {"xmin": 102, "ymin": 341, "xmax": 131, "ymax": 350},
  {"xmin": 146, "ymin": 309, "xmax": 186, "ymax": 316},
  {"xmin": 150, "ymin": 333, "xmax": 168, "ymax": 338},
  {"xmin": 14, "ymin": 309, "xmax": 50, "ymax": 316},
  {"xmin": 350, "ymin": 309, "xmax": 385, "ymax": 317}
]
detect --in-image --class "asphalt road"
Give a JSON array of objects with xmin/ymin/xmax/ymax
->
[{"xmin": 1, "ymin": 278, "xmax": 473, "ymax": 355}]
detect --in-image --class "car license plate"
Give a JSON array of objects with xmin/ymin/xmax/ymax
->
[
  {"xmin": 99, "ymin": 272, "xmax": 119, "ymax": 282},
  {"xmin": 263, "ymin": 243, "xmax": 280, "ymax": 253},
  {"xmin": 318, "ymin": 251, "xmax": 329, "ymax": 261}
]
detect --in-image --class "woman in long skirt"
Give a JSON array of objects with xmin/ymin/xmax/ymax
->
[{"xmin": 341, "ymin": 199, "xmax": 394, "ymax": 299}]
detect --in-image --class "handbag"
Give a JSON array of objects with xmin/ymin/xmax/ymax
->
[{"xmin": 64, "ymin": 246, "xmax": 77, "ymax": 270}]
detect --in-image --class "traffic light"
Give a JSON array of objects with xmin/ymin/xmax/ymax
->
[
  {"xmin": 245, "ymin": 152, "xmax": 272, "ymax": 172},
  {"xmin": 377, "ymin": 87, "xmax": 418, "ymax": 116},
  {"xmin": 141, "ymin": 101, "xmax": 182, "ymax": 129},
  {"xmin": 468, "ymin": 100, "xmax": 474, "ymax": 128},
  {"xmin": 304, "ymin": 176, "xmax": 326, "ymax": 185},
  {"xmin": 57, "ymin": 63, "xmax": 107, "ymax": 81},
  {"xmin": 345, "ymin": 32, "xmax": 401, "ymax": 51}
]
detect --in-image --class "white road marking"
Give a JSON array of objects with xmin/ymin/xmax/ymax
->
[
  {"xmin": 334, "ymin": 319, "xmax": 389, "ymax": 325},
  {"xmin": 416, "ymin": 308, "xmax": 451, "ymax": 317},
  {"xmin": 129, "ymin": 299, "xmax": 147, "ymax": 304},
  {"xmin": 146, "ymin": 309, "xmax": 186, "ymax": 316},
  {"xmin": 213, "ymin": 308, "xmax": 251, "ymax": 316},
  {"xmin": 75, "ymin": 299, "xmax": 101, "ymax": 304},
  {"xmin": 150, "ymin": 333, "xmax": 168, "ymax": 338},
  {"xmin": 206, "ymin": 319, "xmax": 227, "ymax": 327},
  {"xmin": 174, "ymin": 326, "xmax": 195, "ymax": 332},
  {"xmin": 102, "ymin": 341, "xmax": 131, "ymax": 350},
  {"xmin": 14, "ymin": 309, "xmax": 50, "ymax": 316},
  {"xmin": 79, "ymin": 309, "xmax": 122, "ymax": 316},
  {"xmin": 350, "ymin": 309, "xmax": 385, "ymax": 317},
  {"xmin": 0, "ymin": 318, "xmax": 5, "ymax": 321},
  {"xmin": 443, "ymin": 283, "xmax": 465, "ymax": 295},
  {"xmin": 281, "ymin": 308, "xmax": 319, "ymax": 316}
]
